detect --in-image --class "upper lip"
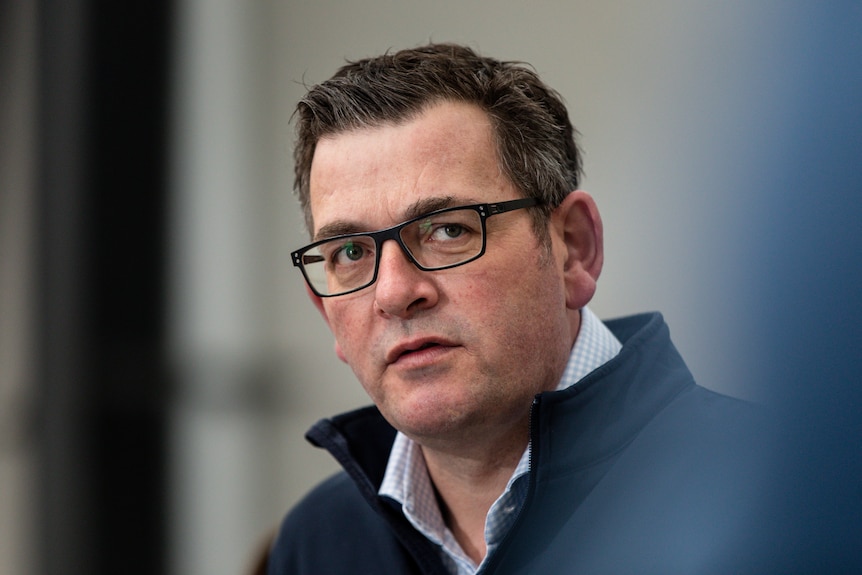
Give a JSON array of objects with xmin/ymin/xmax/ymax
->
[{"xmin": 385, "ymin": 336, "xmax": 457, "ymax": 364}]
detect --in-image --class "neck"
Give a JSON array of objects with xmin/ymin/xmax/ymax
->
[
  {"xmin": 420, "ymin": 423, "xmax": 529, "ymax": 564},
  {"xmin": 413, "ymin": 310, "xmax": 582, "ymax": 563}
]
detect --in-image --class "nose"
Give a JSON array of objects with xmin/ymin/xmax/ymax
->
[{"xmin": 373, "ymin": 239, "xmax": 439, "ymax": 318}]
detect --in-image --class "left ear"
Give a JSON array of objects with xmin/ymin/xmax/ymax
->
[{"xmin": 550, "ymin": 190, "xmax": 604, "ymax": 310}]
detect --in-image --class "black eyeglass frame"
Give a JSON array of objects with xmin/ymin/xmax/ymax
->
[{"xmin": 292, "ymin": 197, "xmax": 540, "ymax": 297}]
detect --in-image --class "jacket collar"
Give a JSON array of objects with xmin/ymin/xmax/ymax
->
[{"xmin": 528, "ymin": 312, "xmax": 694, "ymax": 479}]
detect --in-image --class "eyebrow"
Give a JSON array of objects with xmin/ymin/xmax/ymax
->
[{"xmin": 313, "ymin": 195, "xmax": 479, "ymax": 241}]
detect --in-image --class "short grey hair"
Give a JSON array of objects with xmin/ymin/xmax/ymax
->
[{"xmin": 293, "ymin": 43, "xmax": 583, "ymax": 241}]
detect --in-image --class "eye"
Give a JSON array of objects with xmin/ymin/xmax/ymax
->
[
  {"xmin": 329, "ymin": 240, "xmax": 370, "ymax": 266},
  {"xmin": 433, "ymin": 223, "xmax": 465, "ymax": 240},
  {"xmin": 338, "ymin": 241, "xmax": 363, "ymax": 262},
  {"xmin": 404, "ymin": 209, "xmax": 481, "ymax": 258},
  {"xmin": 418, "ymin": 218, "xmax": 472, "ymax": 243}
]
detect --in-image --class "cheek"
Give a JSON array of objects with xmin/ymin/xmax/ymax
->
[
  {"xmin": 488, "ymin": 262, "xmax": 568, "ymax": 344},
  {"xmin": 456, "ymin": 262, "xmax": 564, "ymax": 345},
  {"xmin": 325, "ymin": 303, "xmax": 373, "ymax": 364},
  {"xmin": 330, "ymin": 316, "xmax": 380, "ymax": 397},
  {"xmin": 470, "ymin": 247, "xmax": 564, "ymax": 307}
]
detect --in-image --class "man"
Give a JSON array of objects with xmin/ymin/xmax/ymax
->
[{"xmin": 268, "ymin": 44, "xmax": 774, "ymax": 574}]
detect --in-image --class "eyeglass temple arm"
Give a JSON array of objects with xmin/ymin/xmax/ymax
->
[
  {"xmin": 302, "ymin": 254, "xmax": 325, "ymax": 265},
  {"xmin": 486, "ymin": 197, "xmax": 538, "ymax": 215}
]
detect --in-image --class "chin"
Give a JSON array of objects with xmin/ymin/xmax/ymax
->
[{"xmin": 387, "ymin": 400, "xmax": 477, "ymax": 442}]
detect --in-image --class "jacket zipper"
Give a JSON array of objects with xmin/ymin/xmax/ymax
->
[{"xmin": 478, "ymin": 394, "xmax": 543, "ymax": 574}]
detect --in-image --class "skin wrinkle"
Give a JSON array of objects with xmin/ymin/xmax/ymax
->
[{"xmin": 313, "ymin": 196, "xmax": 464, "ymax": 242}]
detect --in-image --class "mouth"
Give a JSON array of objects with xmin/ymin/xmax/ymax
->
[{"xmin": 386, "ymin": 338, "xmax": 456, "ymax": 365}]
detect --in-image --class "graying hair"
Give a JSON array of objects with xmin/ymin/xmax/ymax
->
[{"xmin": 293, "ymin": 43, "xmax": 583, "ymax": 242}]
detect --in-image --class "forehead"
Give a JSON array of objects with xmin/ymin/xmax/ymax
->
[{"xmin": 308, "ymin": 102, "xmax": 510, "ymax": 236}]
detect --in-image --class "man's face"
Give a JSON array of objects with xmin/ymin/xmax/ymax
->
[{"xmin": 307, "ymin": 102, "xmax": 580, "ymax": 449}]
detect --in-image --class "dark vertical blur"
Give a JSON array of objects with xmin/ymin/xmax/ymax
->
[
  {"xmin": 35, "ymin": 1, "xmax": 173, "ymax": 574},
  {"xmin": 745, "ymin": 4, "xmax": 862, "ymax": 570}
]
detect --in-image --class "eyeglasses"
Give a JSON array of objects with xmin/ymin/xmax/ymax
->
[{"xmin": 292, "ymin": 197, "xmax": 539, "ymax": 297}]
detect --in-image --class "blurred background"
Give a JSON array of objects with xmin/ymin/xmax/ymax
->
[{"xmin": 2, "ymin": 1, "xmax": 860, "ymax": 574}]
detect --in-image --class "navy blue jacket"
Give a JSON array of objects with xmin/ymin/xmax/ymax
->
[{"xmin": 268, "ymin": 313, "xmax": 777, "ymax": 574}]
